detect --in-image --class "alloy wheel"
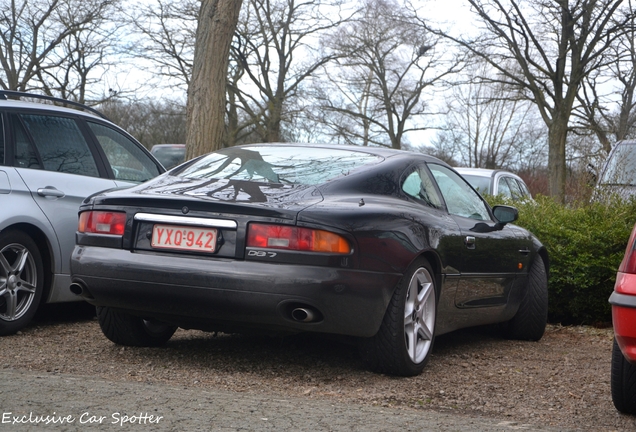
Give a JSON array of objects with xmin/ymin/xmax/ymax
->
[
  {"xmin": 403, "ymin": 267, "xmax": 436, "ymax": 364},
  {"xmin": 0, "ymin": 243, "xmax": 37, "ymax": 321}
]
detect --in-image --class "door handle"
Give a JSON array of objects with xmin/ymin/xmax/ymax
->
[
  {"xmin": 519, "ymin": 248, "xmax": 530, "ymax": 255},
  {"xmin": 465, "ymin": 236, "xmax": 476, "ymax": 249},
  {"xmin": 37, "ymin": 186, "xmax": 65, "ymax": 198}
]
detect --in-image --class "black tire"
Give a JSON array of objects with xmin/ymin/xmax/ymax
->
[
  {"xmin": 359, "ymin": 258, "xmax": 437, "ymax": 376},
  {"xmin": 505, "ymin": 255, "xmax": 548, "ymax": 341},
  {"xmin": 0, "ymin": 230, "xmax": 44, "ymax": 336},
  {"xmin": 611, "ymin": 338, "xmax": 636, "ymax": 414},
  {"xmin": 96, "ymin": 306, "xmax": 177, "ymax": 347}
]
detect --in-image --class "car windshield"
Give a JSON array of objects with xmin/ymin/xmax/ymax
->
[
  {"xmin": 600, "ymin": 144, "xmax": 636, "ymax": 186},
  {"xmin": 175, "ymin": 146, "xmax": 383, "ymax": 185},
  {"xmin": 460, "ymin": 174, "xmax": 491, "ymax": 195}
]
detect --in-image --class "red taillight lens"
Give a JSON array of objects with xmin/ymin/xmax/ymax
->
[
  {"xmin": 247, "ymin": 223, "xmax": 351, "ymax": 254},
  {"xmin": 618, "ymin": 224, "xmax": 636, "ymax": 274},
  {"xmin": 78, "ymin": 211, "xmax": 126, "ymax": 235}
]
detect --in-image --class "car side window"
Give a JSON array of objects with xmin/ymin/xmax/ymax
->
[
  {"xmin": 506, "ymin": 177, "xmax": 524, "ymax": 200},
  {"xmin": 497, "ymin": 176, "xmax": 512, "ymax": 199},
  {"xmin": 13, "ymin": 117, "xmax": 37, "ymax": 169},
  {"xmin": 428, "ymin": 164, "xmax": 490, "ymax": 220},
  {"xmin": 12, "ymin": 116, "xmax": 40, "ymax": 169},
  {"xmin": 402, "ymin": 169, "xmax": 444, "ymax": 209},
  {"xmin": 517, "ymin": 179, "xmax": 532, "ymax": 198},
  {"xmin": 87, "ymin": 121, "xmax": 161, "ymax": 183},
  {"xmin": 18, "ymin": 114, "xmax": 99, "ymax": 176},
  {"xmin": 0, "ymin": 116, "xmax": 4, "ymax": 165}
]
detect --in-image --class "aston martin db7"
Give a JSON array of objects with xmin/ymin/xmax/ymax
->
[{"xmin": 70, "ymin": 144, "xmax": 548, "ymax": 376}]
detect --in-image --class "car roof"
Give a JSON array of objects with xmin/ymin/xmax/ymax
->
[
  {"xmin": 614, "ymin": 140, "xmax": 636, "ymax": 146},
  {"xmin": 454, "ymin": 167, "xmax": 497, "ymax": 177},
  {"xmin": 152, "ymin": 144, "xmax": 185, "ymax": 148},
  {"xmin": 454, "ymin": 167, "xmax": 522, "ymax": 180},
  {"xmin": 0, "ymin": 91, "xmax": 105, "ymax": 120}
]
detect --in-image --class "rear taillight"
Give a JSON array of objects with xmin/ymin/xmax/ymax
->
[
  {"xmin": 618, "ymin": 224, "xmax": 636, "ymax": 275},
  {"xmin": 247, "ymin": 223, "xmax": 351, "ymax": 254},
  {"xmin": 78, "ymin": 211, "xmax": 126, "ymax": 235}
]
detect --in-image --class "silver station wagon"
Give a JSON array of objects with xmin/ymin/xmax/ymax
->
[{"xmin": 0, "ymin": 91, "xmax": 164, "ymax": 335}]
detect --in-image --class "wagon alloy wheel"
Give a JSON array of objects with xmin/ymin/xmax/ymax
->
[
  {"xmin": 359, "ymin": 258, "xmax": 437, "ymax": 377},
  {"xmin": 404, "ymin": 268, "xmax": 436, "ymax": 364},
  {"xmin": 0, "ymin": 231, "xmax": 44, "ymax": 335}
]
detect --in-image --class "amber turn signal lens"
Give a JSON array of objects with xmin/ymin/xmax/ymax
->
[{"xmin": 247, "ymin": 223, "xmax": 351, "ymax": 254}]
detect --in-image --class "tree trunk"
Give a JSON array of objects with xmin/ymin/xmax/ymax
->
[
  {"xmin": 265, "ymin": 98, "xmax": 283, "ymax": 142},
  {"xmin": 186, "ymin": 0, "xmax": 243, "ymax": 159},
  {"xmin": 547, "ymin": 116, "xmax": 568, "ymax": 202}
]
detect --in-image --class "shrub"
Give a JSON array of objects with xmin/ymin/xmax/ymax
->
[{"xmin": 487, "ymin": 195, "xmax": 636, "ymax": 325}]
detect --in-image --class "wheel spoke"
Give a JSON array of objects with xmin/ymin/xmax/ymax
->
[
  {"xmin": 418, "ymin": 278, "xmax": 433, "ymax": 305},
  {"xmin": 405, "ymin": 278, "xmax": 418, "ymax": 315},
  {"xmin": 404, "ymin": 310, "xmax": 414, "ymax": 326},
  {"xmin": 13, "ymin": 248, "xmax": 29, "ymax": 274},
  {"xmin": 16, "ymin": 280, "xmax": 36, "ymax": 294},
  {"xmin": 418, "ymin": 319, "xmax": 433, "ymax": 341},
  {"xmin": 406, "ymin": 321, "xmax": 418, "ymax": 359},
  {"xmin": 4, "ymin": 290, "xmax": 17, "ymax": 320},
  {"xmin": 0, "ymin": 253, "xmax": 10, "ymax": 275}
]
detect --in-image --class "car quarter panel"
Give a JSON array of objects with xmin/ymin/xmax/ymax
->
[{"xmin": 0, "ymin": 167, "xmax": 60, "ymax": 266}]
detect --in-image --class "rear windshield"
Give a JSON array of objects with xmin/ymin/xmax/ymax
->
[
  {"xmin": 600, "ymin": 144, "xmax": 636, "ymax": 186},
  {"xmin": 175, "ymin": 146, "xmax": 383, "ymax": 185}
]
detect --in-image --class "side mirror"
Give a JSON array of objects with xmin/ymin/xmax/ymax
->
[{"xmin": 492, "ymin": 205, "xmax": 519, "ymax": 224}]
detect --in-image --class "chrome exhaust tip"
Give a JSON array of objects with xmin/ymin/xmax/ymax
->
[
  {"xmin": 291, "ymin": 307, "xmax": 316, "ymax": 323},
  {"xmin": 69, "ymin": 282, "xmax": 84, "ymax": 296}
]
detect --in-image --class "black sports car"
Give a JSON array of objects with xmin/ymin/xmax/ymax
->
[{"xmin": 70, "ymin": 144, "xmax": 548, "ymax": 376}]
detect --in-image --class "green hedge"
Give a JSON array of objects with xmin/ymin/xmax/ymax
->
[{"xmin": 486, "ymin": 195, "xmax": 636, "ymax": 325}]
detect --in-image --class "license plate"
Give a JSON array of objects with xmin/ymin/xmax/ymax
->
[{"xmin": 151, "ymin": 224, "xmax": 217, "ymax": 253}]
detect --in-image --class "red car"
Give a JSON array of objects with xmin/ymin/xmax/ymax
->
[{"xmin": 610, "ymin": 223, "xmax": 636, "ymax": 414}]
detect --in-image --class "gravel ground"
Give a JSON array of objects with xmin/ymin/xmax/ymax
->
[{"xmin": 1, "ymin": 307, "xmax": 636, "ymax": 431}]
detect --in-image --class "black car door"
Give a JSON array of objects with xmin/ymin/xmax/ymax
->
[{"xmin": 427, "ymin": 164, "xmax": 526, "ymax": 308}]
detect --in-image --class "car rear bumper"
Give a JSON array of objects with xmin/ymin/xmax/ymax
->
[
  {"xmin": 70, "ymin": 246, "xmax": 401, "ymax": 338},
  {"xmin": 610, "ymin": 272, "xmax": 636, "ymax": 362}
]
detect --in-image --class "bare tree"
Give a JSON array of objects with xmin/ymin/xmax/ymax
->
[
  {"xmin": 126, "ymin": 0, "xmax": 198, "ymax": 91},
  {"xmin": 0, "ymin": 0, "xmax": 118, "ymax": 94},
  {"xmin": 101, "ymin": 99, "xmax": 186, "ymax": 147},
  {"xmin": 575, "ymin": 0, "xmax": 636, "ymax": 153},
  {"xmin": 428, "ymin": 0, "xmax": 635, "ymax": 202},
  {"xmin": 314, "ymin": 0, "xmax": 461, "ymax": 149},
  {"xmin": 38, "ymin": 14, "xmax": 123, "ymax": 104},
  {"xmin": 229, "ymin": 0, "xmax": 346, "ymax": 144},
  {"xmin": 434, "ymin": 63, "xmax": 540, "ymax": 169},
  {"xmin": 186, "ymin": 0, "xmax": 243, "ymax": 159}
]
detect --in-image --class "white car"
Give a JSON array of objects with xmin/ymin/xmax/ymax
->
[
  {"xmin": 593, "ymin": 140, "xmax": 636, "ymax": 201},
  {"xmin": 454, "ymin": 168, "xmax": 533, "ymax": 201}
]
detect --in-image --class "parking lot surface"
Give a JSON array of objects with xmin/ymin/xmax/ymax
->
[
  {"xmin": 0, "ymin": 312, "xmax": 635, "ymax": 431},
  {"xmin": 2, "ymin": 369, "xmax": 565, "ymax": 431}
]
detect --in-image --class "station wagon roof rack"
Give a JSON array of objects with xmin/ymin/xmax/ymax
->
[{"xmin": 0, "ymin": 90, "xmax": 109, "ymax": 120}]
